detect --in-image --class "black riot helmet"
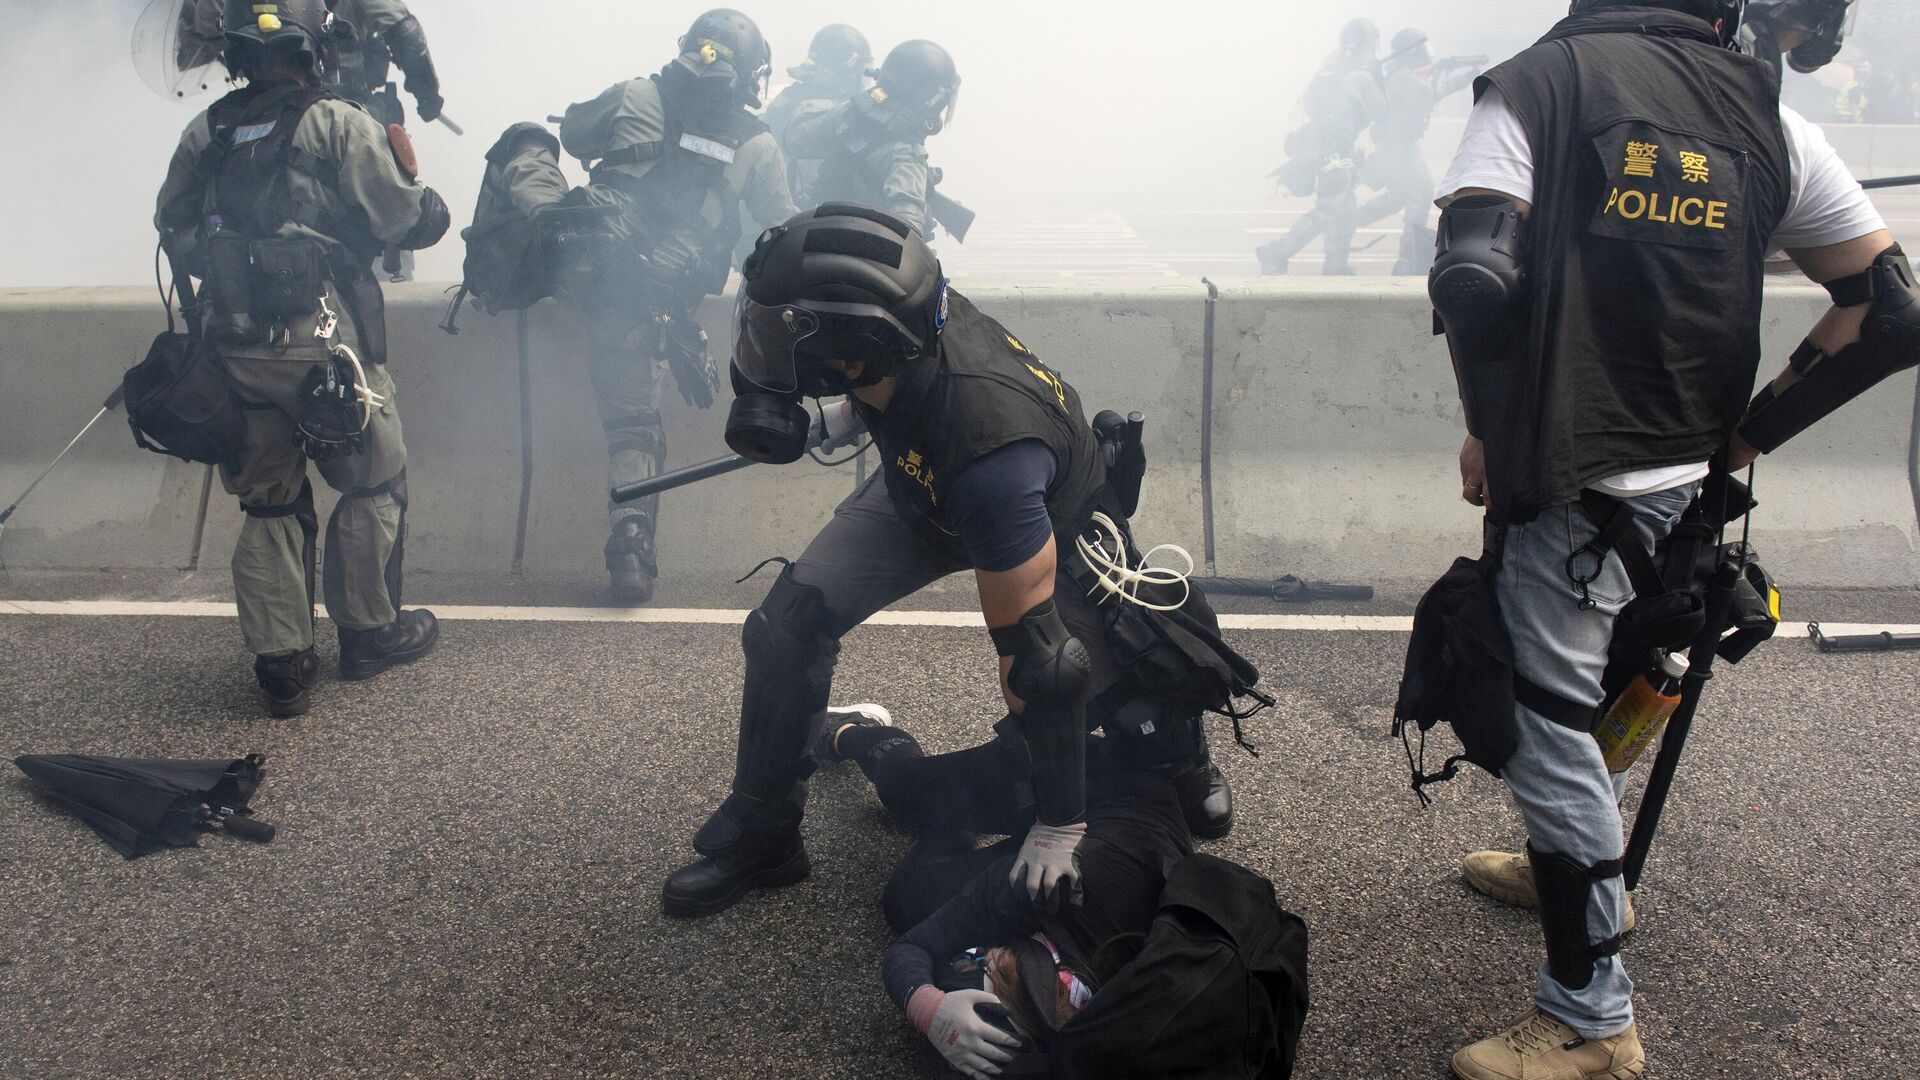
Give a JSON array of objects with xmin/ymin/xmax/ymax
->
[
  {"xmin": 1384, "ymin": 28, "xmax": 1432, "ymax": 71},
  {"xmin": 875, "ymin": 40, "xmax": 962, "ymax": 135},
  {"xmin": 221, "ymin": 0, "xmax": 333, "ymax": 79},
  {"xmin": 727, "ymin": 204, "xmax": 947, "ymax": 463},
  {"xmin": 790, "ymin": 23, "xmax": 873, "ymax": 80},
  {"xmin": 1569, "ymin": 0, "xmax": 1748, "ymax": 46},
  {"xmin": 676, "ymin": 8, "xmax": 774, "ymax": 108},
  {"xmin": 1340, "ymin": 18, "xmax": 1381, "ymax": 59}
]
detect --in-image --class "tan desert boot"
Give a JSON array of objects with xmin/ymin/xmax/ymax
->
[
  {"xmin": 1462, "ymin": 850, "xmax": 1637, "ymax": 933},
  {"xmin": 1452, "ymin": 1007, "xmax": 1647, "ymax": 1080}
]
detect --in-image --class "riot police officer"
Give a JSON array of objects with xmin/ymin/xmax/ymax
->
[
  {"xmin": 660, "ymin": 206, "xmax": 1238, "ymax": 918},
  {"xmin": 1257, "ymin": 18, "xmax": 1384, "ymax": 275},
  {"xmin": 1353, "ymin": 30, "xmax": 1481, "ymax": 275},
  {"xmin": 155, "ymin": 0, "xmax": 450, "ymax": 717},
  {"xmin": 1426, "ymin": 0, "xmax": 1911, "ymax": 1075},
  {"xmin": 554, "ymin": 9, "xmax": 799, "ymax": 604},
  {"xmin": 764, "ymin": 23, "xmax": 872, "ymax": 206},
  {"xmin": 786, "ymin": 40, "xmax": 961, "ymax": 237},
  {"xmin": 180, "ymin": 0, "xmax": 444, "ymax": 125}
]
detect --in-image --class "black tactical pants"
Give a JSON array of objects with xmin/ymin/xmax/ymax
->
[{"xmin": 729, "ymin": 471, "xmax": 1199, "ymax": 810}]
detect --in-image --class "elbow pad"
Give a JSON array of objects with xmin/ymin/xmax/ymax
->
[
  {"xmin": 992, "ymin": 599, "xmax": 1090, "ymax": 826},
  {"xmin": 1739, "ymin": 245, "xmax": 1920, "ymax": 453},
  {"xmin": 399, "ymin": 188, "xmax": 451, "ymax": 251},
  {"xmin": 1429, "ymin": 195, "xmax": 1527, "ymax": 338}
]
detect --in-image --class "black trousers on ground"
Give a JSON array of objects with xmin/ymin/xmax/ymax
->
[{"xmin": 730, "ymin": 471, "xmax": 1124, "ymax": 800}]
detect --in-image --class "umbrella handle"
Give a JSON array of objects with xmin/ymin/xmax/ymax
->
[{"xmin": 223, "ymin": 815, "xmax": 276, "ymax": 843}]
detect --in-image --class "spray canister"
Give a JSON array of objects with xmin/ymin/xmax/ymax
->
[{"xmin": 1593, "ymin": 653, "xmax": 1688, "ymax": 773}]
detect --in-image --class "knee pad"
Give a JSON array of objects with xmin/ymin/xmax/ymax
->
[
  {"xmin": 1529, "ymin": 844, "xmax": 1626, "ymax": 991},
  {"xmin": 743, "ymin": 567, "xmax": 836, "ymax": 665}
]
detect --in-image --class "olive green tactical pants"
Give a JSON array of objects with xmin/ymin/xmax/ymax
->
[
  {"xmin": 220, "ymin": 344, "xmax": 408, "ymax": 657},
  {"xmin": 585, "ymin": 310, "xmax": 672, "ymax": 536}
]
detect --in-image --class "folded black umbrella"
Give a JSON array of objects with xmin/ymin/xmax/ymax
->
[{"xmin": 14, "ymin": 753, "xmax": 275, "ymax": 858}]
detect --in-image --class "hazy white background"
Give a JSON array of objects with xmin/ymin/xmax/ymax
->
[{"xmin": 0, "ymin": 0, "xmax": 1594, "ymax": 286}]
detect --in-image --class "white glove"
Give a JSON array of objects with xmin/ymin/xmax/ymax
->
[
  {"xmin": 924, "ymin": 988, "xmax": 1020, "ymax": 1079},
  {"xmin": 1009, "ymin": 820, "xmax": 1088, "ymax": 911}
]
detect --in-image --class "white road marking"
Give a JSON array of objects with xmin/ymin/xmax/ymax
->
[{"xmin": 2, "ymin": 599, "xmax": 1916, "ymax": 637}]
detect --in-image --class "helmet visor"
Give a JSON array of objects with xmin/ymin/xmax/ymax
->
[{"xmin": 734, "ymin": 298, "xmax": 820, "ymax": 395}]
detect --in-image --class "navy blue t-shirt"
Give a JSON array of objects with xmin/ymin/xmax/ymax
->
[{"xmin": 943, "ymin": 439, "xmax": 1058, "ymax": 572}]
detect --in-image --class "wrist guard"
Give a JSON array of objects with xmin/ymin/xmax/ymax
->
[
  {"xmin": 991, "ymin": 599, "xmax": 1089, "ymax": 825},
  {"xmin": 1739, "ymin": 245, "xmax": 1920, "ymax": 453}
]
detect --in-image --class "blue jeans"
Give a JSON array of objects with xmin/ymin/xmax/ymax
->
[{"xmin": 1494, "ymin": 483, "xmax": 1697, "ymax": 1037}]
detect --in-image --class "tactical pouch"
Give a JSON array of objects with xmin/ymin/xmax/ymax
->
[
  {"xmin": 1393, "ymin": 531, "xmax": 1520, "ymax": 791},
  {"xmin": 123, "ymin": 331, "xmax": 247, "ymax": 466},
  {"xmin": 247, "ymin": 237, "xmax": 326, "ymax": 320},
  {"xmin": 203, "ymin": 232, "xmax": 261, "ymax": 345},
  {"xmin": 1099, "ymin": 577, "xmax": 1271, "ymax": 722}
]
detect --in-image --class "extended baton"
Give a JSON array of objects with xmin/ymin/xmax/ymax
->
[
  {"xmin": 1861, "ymin": 173, "xmax": 1920, "ymax": 191},
  {"xmin": 435, "ymin": 113, "xmax": 464, "ymax": 136},
  {"xmin": 1193, "ymin": 576, "xmax": 1375, "ymax": 603},
  {"xmin": 610, "ymin": 417, "xmax": 867, "ymax": 505}
]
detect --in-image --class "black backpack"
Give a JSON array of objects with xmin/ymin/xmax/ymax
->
[
  {"xmin": 458, "ymin": 122, "xmax": 575, "ymax": 314},
  {"xmin": 1049, "ymin": 854, "xmax": 1311, "ymax": 1080}
]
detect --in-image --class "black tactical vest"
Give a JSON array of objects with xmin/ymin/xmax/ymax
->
[
  {"xmin": 1467, "ymin": 8, "xmax": 1792, "ymax": 518},
  {"xmin": 591, "ymin": 70, "xmax": 768, "ymax": 296},
  {"xmin": 863, "ymin": 289, "xmax": 1110, "ymax": 554},
  {"xmin": 203, "ymin": 82, "xmax": 380, "ymax": 262}
]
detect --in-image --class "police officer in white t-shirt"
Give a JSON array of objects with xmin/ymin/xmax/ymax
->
[{"xmin": 1425, "ymin": 1, "xmax": 1917, "ymax": 1077}]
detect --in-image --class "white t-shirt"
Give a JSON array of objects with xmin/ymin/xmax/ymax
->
[{"xmin": 1436, "ymin": 89, "xmax": 1888, "ymax": 497}]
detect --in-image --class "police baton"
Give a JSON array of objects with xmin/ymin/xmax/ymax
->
[
  {"xmin": 1621, "ymin": 553, "xmax": 1744, "ymax": 891},
  {"xmin": 435, "ymin": 113, "xmax": 464, "ymax": 137},
  {"xmin": 1860, "ymin": 173, "xmax": 1920, "ymax": 191},
  {"xmin": 609, "ymin": 415, "xmax": 867, "ymax": 505}
]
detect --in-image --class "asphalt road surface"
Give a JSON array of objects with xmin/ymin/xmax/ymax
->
[{"xmin": 1, "ymin": 570, "xmax": 1916, "ymax": 1079}]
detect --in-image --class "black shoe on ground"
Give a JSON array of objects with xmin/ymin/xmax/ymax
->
[
  {"xmin": 338, "ymin": 608, "xmax": 440, "ymax": 682},
  {"xmin": 812, "ymin": 703, "xmax": 893, "ymax": 764},
  {"xmin": 605, "ymin": 518, "xmax": 657, "ymax": 606},
  {"xmin": 254, "ymin": 647, "xmax": 319, "ymax": 718},
  {"xmin": 662, "ymin": 832, "xmax": 810, "ymax": 918},
  {"xmin": 1179, "ymin": 762, "xmax": 1235, "ymax": 841}
]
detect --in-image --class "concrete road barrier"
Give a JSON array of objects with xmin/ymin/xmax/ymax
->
[{"xmin": 1, "ymin": 280, "xmax": 1914, "ymax": 589}]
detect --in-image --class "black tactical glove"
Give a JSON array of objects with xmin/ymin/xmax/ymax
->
[{"xmin": 660, "ymin": 312, "xmax": 718, "ymax": 410}]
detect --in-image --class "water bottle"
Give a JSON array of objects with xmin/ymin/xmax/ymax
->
[{"xmin": 1593, "ymin": 653, "xmax": 1688, "ymax": 773}]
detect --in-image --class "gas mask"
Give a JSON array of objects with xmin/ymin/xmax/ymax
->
[{"xmin": 726, "ymin": 291, "xmax": 931, "ymax": 464}]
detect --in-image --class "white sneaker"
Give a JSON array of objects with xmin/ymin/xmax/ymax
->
[{"xmin": 814, "ymin": 703, "xmax": 893, "ymax": 763}]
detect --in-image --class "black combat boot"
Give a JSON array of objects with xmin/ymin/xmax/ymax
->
[
  {"xmin": 338, "ymin": 608, "xmax": 440, "ymax": 681},
  {"xmin": 662, "ymin": 786, "xmax": 809, "ymax": 918},
  {"xmin": 253, "ymin": 647, "xmax": 320, "ymax": 718},
  {"xmin": 1176, "ymin": 758, "xmax": 1235, "ymax": 841},
  {"xmin": 605, "ymin": 517, "xmax": 657, "ymax": 605}
]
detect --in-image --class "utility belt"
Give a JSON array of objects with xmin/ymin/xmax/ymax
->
[
  {"xmin": 1069, "ymin": 413, "xmax": 1275, "ymax": 751},
  {"xmin": 201, "ymin": 233, "xmax": 388, "ymax": 365},
  {"xmin": 1393, "ymin": 470, "xmax": 1781, "ymax": 797}
]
